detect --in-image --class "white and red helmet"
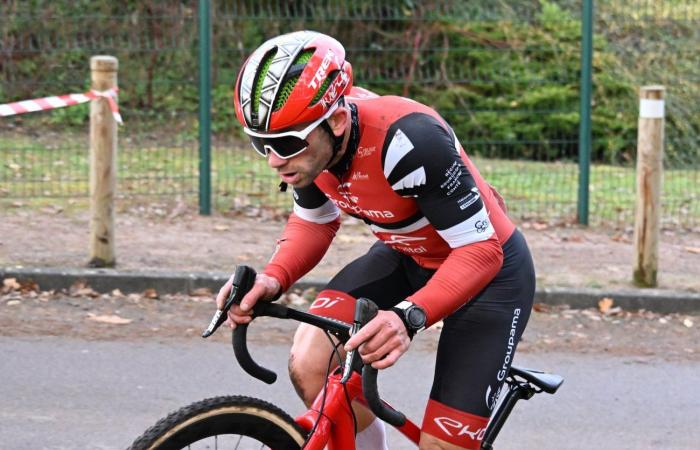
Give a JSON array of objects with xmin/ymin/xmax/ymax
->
[{"xmin": 234, "ymin": 30, "xmax": 353, "ymax": 133}]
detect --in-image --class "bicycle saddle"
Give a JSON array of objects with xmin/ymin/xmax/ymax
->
[{"xmin": 509, "ymin": 366, "xmax": 564, "ymax": 394}]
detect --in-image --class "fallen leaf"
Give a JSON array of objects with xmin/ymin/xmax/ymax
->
[
  {"xmin": 533, "ymin": 303, "xmax": 550, "ymax": 313},
  {"xmin": 213, "ymin": 225, "xmax": 230, "ymax": 231},
  {"xmin": 87, "ymin": 313, "xmax": 132, "ymax": 325},
  {"xmin": 190, "ymin": 287, "xmax": 212, "ymax": 297},
  {"xmin": 69, "ymin": 280, "xmax": 99, "ymax": 297},
  {"xmin": 598, "ymin": 297, "xmax": 614, "ymax": 314},
  {"xmin": 19, "ymin": 280, "xmax": 39, "ymax": 293},
  {"xmin": 683, "ymin": 318, "xmax": 694, "ymax": 328},
  {"xmin": 143, "ymin": 288, "xmax": 159, "ymax": 299},
  {"xmin": 2, "ymin": 278, "xmax": 21, "ymax": 293},
  {"xmin": 6, "ymin": 300, "xmax": 21, "ymax": 306},
  {"xmin": 684, "ymin": 247, "xmax": 700, "ymax": 255}
]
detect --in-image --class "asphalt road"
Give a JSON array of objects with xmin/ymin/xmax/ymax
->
[{"xmin": 1, "ymin": 336, "xmax": 698, "ymax": 450}]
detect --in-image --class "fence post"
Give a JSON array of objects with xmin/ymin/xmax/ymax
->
[
  {"xmin": 633, "ymin": 85, "xmax": 665, "ymax": 287},
  {"xmin": 577, "ymin": 0, "xmax": 593, "ymax": 225},
  {"xmin": 198, "ymin": 0, "xmax": 212, "ymax": 215},
  {"xmin": 88, "ymin": 55, "xmax": 118, "ymax": 268}
]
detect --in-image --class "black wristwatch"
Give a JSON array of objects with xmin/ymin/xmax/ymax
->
[{"xmin": 391, "ymin": 301, "xmax": 427, "ymax": 339}]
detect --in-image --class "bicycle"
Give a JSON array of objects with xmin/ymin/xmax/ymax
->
[{"xmin": 129, "ymin": 265, "xmax": 564, "ymax": 450}]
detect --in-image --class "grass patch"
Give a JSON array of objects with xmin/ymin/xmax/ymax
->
[{"xmin": 1, "ymin": 136, "xmax": 698, "ymax": 227}]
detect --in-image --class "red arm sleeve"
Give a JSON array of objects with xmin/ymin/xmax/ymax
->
[
  {"xmin": 408, "ymin": 236, "xmax": 503, "ymax": 327},
  {"xmin": 262, "ymin": 213, "xmax": 341, "ymax": 292}
]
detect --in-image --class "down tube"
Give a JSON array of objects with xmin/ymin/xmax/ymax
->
[{"xmin": 295, "ymin": 372, "xmax": 363, "ymax": 450}]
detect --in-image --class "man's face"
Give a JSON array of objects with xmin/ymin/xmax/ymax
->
[{"xmin": 265, "ymin": 125, "xmax": 333, "ymax": 188}]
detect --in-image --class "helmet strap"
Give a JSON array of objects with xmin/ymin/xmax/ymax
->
[{"xmin": 320, "ymin": 119, "xmax": 344, "ymax": 168}]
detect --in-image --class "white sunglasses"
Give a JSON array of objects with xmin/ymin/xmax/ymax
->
[{"xmin": 243, "ymin": 103, "xmax": 340, "ymax": 159}]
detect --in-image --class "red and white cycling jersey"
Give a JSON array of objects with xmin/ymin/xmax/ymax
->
[{"xmin": 265, "ymin": 87, "xmax": 517, "ymax": 324}]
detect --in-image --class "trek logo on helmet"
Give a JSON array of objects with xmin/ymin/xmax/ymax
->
[
  {"xmin": 320, "ymin": 68, "xmax": 350, "ymax": 109},
  {"xmin": 309, "ymin": 48, "xmax": 335, "ymax": 90}
]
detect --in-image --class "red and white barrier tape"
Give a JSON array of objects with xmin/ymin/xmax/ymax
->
[{"xmin": 0, "ymin": 88, "xmax": 122, "ymax": 124}]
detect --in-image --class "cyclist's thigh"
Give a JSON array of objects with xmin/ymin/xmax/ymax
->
[
  {"xmin": 423, "ymin": 230, "xmax": 535, "ymax": 447},
  {"xmin": 307, "ymin": 240, "xmax": 430, "ymax": 323},
  {"xmin": 291, "ymin": 241, "xmax": 424, "ymax": 374}
]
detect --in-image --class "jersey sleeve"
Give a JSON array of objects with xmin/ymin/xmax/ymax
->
[
  {"xmin": 380, "ymin": 113, "xmax": 503, "ymax": 324},
  {"xmin": 263, "ymin": 183, "xmax": 341, "ymax": 292},
  {"xmin": 381, "ymin": 112, "xmax": 496, "ymax": 247}
]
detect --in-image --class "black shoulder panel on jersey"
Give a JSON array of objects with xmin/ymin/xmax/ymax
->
[
  {"xmin": 293, "ymin": 182, "xmax": 329, "ymax": 209},
  {"xmin": 379, "ymin": 112, "xmax": 485, "ymax": 231}
]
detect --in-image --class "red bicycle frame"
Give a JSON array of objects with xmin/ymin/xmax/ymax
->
[{"xmin": 295, "ymin": 371, "xmax": 421, "ymax": 450}]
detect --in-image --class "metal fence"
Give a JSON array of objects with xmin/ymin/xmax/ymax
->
[{"xmin": 0, "ymin": 0, "xmax": 698, "ymax": 228}]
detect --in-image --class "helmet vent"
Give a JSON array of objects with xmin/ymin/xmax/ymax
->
[
  {"xmin": 311, "ymin": 70, "xmax": 337, "ymax": 105},
  {"xmin": 273, "ymin": 49, "xmax": 315, "ymax": 111},
  {"xmin": 252, "ymin": 50, "xmax": 276, "ymax": 117}
]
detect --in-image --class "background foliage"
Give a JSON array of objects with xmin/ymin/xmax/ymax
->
[{"xmin": 1, "ymin": 0, "xmax": 698, "ymax": 226}]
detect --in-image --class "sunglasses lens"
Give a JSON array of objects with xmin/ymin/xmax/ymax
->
[
  {"xmin": 269, "ymin": 136, "xmax": 308, "ymax": 158},
  {"xmin": 249, "ymin": 137, "xmax": 268, "ymax": 157},
  {"xmin": 249, "ymin": 135, "xmax": 308, "ymax": 159}
]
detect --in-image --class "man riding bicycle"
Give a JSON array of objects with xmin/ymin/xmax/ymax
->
[{"xmin": 217, "ymin": 30, "xmax": 535, "ymax": 450}]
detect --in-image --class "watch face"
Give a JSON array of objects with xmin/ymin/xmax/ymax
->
[{"xmin": 407, "ymin": 307, "xmax": 427, "ymax": 328}]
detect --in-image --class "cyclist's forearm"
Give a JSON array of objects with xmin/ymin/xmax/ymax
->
[
  {"xmin": 408, "ymin": 236, "xmax": 503, "ymax": 326},
  {"xmin": 263, "ymin": 213, "xmax": 340, "ymax": 292}
]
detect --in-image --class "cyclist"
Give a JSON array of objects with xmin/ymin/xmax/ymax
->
[{"xmin": 217, "ymin": 30, "xmax": 535, "ymax": 450}]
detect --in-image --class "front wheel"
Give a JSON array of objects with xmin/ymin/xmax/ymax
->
[{"xmin": 129, "ymin": 395, "xmax": 307, "ymax": 450}]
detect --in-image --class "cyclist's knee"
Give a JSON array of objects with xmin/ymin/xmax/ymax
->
[
  {"xmin": 288, "ymin": 323, "xmax": 342, "ymax": 405},
  {"xmin": 419, "ymin": 433, "xmax": 477, "ymax": 450}
]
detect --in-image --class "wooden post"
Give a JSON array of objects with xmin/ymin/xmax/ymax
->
[
  {"xmin": 88, "ymin": 56, "xmax": 118, "ymax": 268},
  {"xmin": 633, "ymin": 85, "xmax": 665, "ymax": 287}
]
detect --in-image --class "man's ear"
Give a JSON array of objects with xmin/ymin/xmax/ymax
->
[{"xmin": 326, "ymin": 106, "xmax": 350, "ymax": 138}]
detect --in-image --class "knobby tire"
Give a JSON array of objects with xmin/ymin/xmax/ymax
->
[{"xmin": 128, "ymin": 395, "xmax": 306, "ymax": 450}]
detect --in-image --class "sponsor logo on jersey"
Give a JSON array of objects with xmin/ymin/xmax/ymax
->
[
  {"xmin": 497, "ymin": 308, "xmax": 521, "ymax": 381},
  {"xmin": 458, "ymin": 187, "xmax": 480, "ymax": 211},
  {"xmin": 384, "ymin": 235, "xmax": 426, "ymax": 245},
  {"xmin": 336, "ymin": 182, "xmax": 359, "ymax": 203},
  {"xmin": 351, "ymin": 172, "xmax": 369, "ymax": 181},
  {"xmin": 384, "ymin": 235, "xmax": 427, "ymax": 254},
  {"xmin": 326, "ymin": 196, "xmax": 395, "ymax": 219},
  {"xmin": 309, "ymin": 49, "xmax": 335, "ymax": 90},
  {"xmin": 475, "ymin": 219, "xmax": 490, "ymax": 233},
  {"xmin": 440, "ymin": 161, "xmax": 462, "ymax": 196},
  {"xmin": 356, "ymin": 146, "xmax": 376, "ymax": 159},
  {"xmin": 433, "ymin": 417, "xmax": 486, "ymax": 441}
]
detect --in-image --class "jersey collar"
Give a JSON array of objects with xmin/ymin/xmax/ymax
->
[{"xmin": 328, "ymin": 103, "xmax": 360, "ymax": 179}]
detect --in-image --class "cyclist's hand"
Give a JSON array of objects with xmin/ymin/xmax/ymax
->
[
  {"xmin": 215, "ymin": 273, "xmax": 281, "ymax": 329},
  {"xmin": 344, "ymin": 310, "xmax": 410, "ymax": 370}
]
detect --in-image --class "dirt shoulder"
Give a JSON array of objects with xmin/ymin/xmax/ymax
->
[
  {"xmin": 2, "ymin": 205, "xmax": 697, "ymax": 361},
  {"xmin": 1, "ymin": 286, "xmax": 697, "ymax": 362},
  {"xmin": 1, "ymin": 205, "xmax": 698, "ymax": 292}
]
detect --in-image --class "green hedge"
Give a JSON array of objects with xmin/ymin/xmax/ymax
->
[{"xmin": 1, "ymin": 0, "xmax": 697, "ymax": 165}]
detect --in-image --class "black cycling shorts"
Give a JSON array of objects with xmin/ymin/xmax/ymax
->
[{"xmin": 312, "ymin": 229, "xmax": 535, "ymax": 420}]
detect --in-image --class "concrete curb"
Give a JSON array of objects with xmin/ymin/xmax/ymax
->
[{"xmin": 2, "ymin": 266, "xmax": 699, "ymax": 314}]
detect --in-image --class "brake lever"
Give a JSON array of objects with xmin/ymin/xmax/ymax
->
[
  {"xmin": 202, "ymin": 265, "xmax": 257, "ymax": 338},
  {"xmin": 340, "ymin": 322, "xmax": 361, "ymax": 383},
  {"xmin": 341, "ymin": 298, "xmax": 378, "ymax": 384}
]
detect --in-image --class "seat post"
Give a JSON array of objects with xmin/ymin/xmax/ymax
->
[{"xmin": 481, "ymin": 382, "xmax": 535, "ymax": 449}]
